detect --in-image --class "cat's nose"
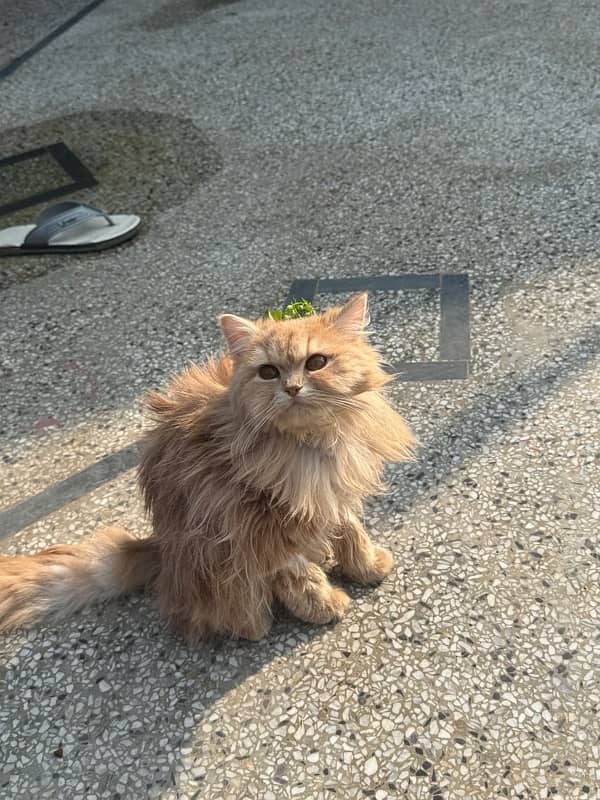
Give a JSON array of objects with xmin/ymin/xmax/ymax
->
[{"xmin": 284, "ymin": 384, "xmax": 302, "ymax": 397}]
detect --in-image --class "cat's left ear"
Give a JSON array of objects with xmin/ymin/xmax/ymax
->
[
  {"xmin": 334, "ymin": 293, "xmax": 370, "ymax": 335},
  {"xmin": 219, "ymin": 314, "xmax": 259, "ymax": 354}
]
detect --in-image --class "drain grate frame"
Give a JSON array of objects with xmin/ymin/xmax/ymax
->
[
  {"xmin": 285, "ymin": 273, "xmax": 470, "ymax": 381},
  {"xmin": 0, "ymin": 141, "xmax": 97, "ymax": 216}
]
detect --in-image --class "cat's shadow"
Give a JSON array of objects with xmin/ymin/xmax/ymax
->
[{"xmin": 0, "ymin": 582, "xmax": 371, "ymax": 797}]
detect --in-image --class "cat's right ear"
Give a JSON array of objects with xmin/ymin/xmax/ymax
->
[
  {"xmin": 219, "ymin": 314, "xmax": 259, "ymax": 354},
  {"xmin": 334, "ymin": 292, "xmax": 370, "ymax": 335}
]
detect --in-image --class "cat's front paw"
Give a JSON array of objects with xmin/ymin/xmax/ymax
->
[
  {"xmin": 348, "ymin": 545, "xmax": 394, "ymax": 585},
  {"xmin": 370, "ymin": 545, "xmax": 395, "ymax": 582},
  {"xmin": 325, "ymin": 586, "xmax": 352, "ymax": 621},
  {"xmin": 299, "ymin": 584, "xmax": 351, "ymax": 625}
]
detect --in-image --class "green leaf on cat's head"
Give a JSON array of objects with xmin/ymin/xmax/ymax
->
[
  {"xmin": 264, "ymin": 300, "xmax": 317, "ymax": 321},
  {"xmin": 264, "ymin": 308, "xmax": 285, "ymax": 321}
]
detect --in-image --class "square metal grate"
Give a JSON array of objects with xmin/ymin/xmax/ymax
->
[
  {"xmin": 0, "ymin": 142, "xmax": 97, "ymax": 216},
  {"xmin": 285, "ymin": 274, "xmax": 470, "ymax": 381}
]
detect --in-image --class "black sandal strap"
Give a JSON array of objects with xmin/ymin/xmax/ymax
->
[{"xmin": 23, "ymin": 201, "xmax": 114, "ymax": 249}]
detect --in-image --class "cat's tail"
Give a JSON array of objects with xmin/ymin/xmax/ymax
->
[{"xmin": 0, "ymin": 527, "xmax": 160, "ymax": 632}]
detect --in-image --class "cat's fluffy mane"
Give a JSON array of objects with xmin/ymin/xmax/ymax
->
[
  {"xmin": 142, "ymin": 354, "xmax": 414, "ymax": 527},
  {"xmin": 139, "ymin": 293, "xmax": 417, "ymax": 638},
  {"xmin": 0, "ymin": 294, "xmax": 417, "ymax": 641}
]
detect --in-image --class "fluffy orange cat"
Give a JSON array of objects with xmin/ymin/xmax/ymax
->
[{"xmin": 0, "ymin": 294, "xmax": 417, "ymax": 640}]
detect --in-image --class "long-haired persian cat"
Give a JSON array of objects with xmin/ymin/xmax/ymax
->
[{"xmin": 0, "ymin": 294, "xmax": 416, "ymax": 641}]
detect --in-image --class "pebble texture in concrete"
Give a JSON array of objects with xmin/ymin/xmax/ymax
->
[{"xmin": 1, "ymin": 0, "xmax": 599, "ymax": 798}]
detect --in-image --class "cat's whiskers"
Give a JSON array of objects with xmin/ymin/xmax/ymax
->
[{"xmin": 306, "ymin": 390, "xmax": 367, "ymax": 413}]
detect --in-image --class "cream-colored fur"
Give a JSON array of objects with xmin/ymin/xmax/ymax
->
[
  {"xmin": 0, "ymin": 294, "xmax": 417, "ymax": 640},
  {"xmin": 0, "ymin": 527, "xmax": 158, "ymax": 630}
]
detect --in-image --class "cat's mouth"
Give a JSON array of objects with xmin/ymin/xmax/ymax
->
[
  {"xmin": 281, "ymin": 396, "xmax": 308, "ymax": 411},
  {"xmin": 275, "ymin": 394, "xmax": 313, "ymax": 418}
]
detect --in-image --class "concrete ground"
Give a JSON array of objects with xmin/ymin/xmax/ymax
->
[{"xmin": 1, "ymin": 0, "xmax": 599, "ymax": 798}]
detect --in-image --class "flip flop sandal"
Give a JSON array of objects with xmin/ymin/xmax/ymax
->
[{"xmin": 0, "ymin": 200, "xmax": 141, "ymax": 256}]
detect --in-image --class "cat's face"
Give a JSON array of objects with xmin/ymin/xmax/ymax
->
[{"xmin": 219, "ymin": 294, "xmax": 390, "ymax": 434}]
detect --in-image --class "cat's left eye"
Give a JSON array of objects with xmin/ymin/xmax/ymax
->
[
  {"xmin": 258, "ymin": 364, "xmax": 280, "ymax": 380},
  {"xmin": 306, "ymin": 354, "xmax": 327, "ymax": 371}
]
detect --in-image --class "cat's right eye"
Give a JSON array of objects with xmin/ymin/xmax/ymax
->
[
  {"xmin": 258, "ymin": 364, "xmax": 280, "ymax": 380},
  {"xmin": 306, "ymin": 354, "xmax": 327, "ymax": 371}
]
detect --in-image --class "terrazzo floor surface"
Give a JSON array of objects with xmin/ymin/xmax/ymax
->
[{"xmin": 1, "ymin": 0, "xmax": 599, "ymax": 798}]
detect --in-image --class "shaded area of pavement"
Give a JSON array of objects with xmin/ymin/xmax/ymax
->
[{"xmin": 1, "ymin": 1, "xmax": 599, "ymax": 798}]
